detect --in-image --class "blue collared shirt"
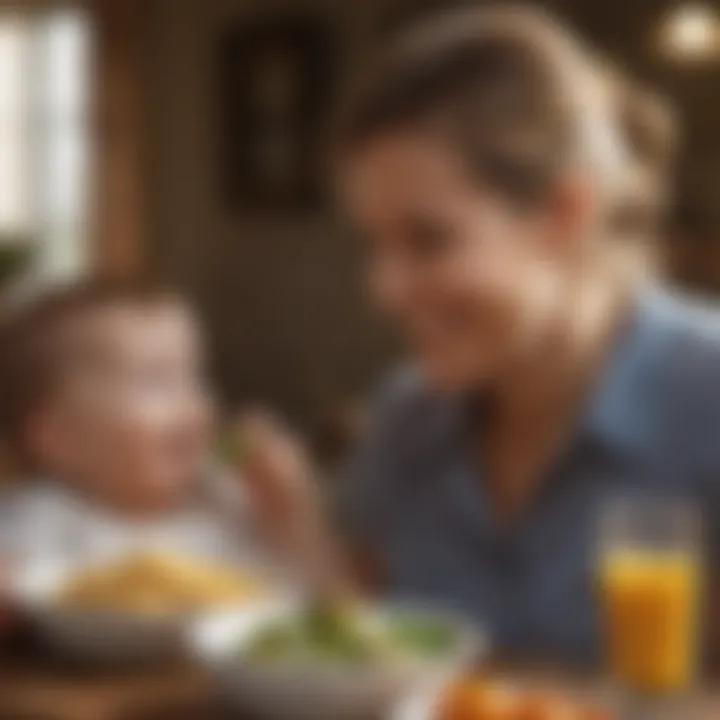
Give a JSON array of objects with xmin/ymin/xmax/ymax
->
[{"xmin": 345, "ymin": 285, "xmax": 720, "ymax": 662}]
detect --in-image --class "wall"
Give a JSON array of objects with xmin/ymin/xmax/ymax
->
[
  {"xmin": 143, "ymin": 0, "xmax": 399, "ymax": 425},
  {"xmin": 142, "ymin": 0, "xmax": 720, "ymax": 425}
]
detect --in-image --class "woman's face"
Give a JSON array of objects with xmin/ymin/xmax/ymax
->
[{"xmin": 342, "ymin": 130, "xmax": 576, "ymax": 390}]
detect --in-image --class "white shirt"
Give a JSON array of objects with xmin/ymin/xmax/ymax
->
[{"xmin": 0, "ymin": 477, "xmax": 282, "ymax": 580}]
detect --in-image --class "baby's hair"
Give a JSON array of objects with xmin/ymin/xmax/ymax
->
[{"xmin": 0, "ymin": 276, "xmax": 183, "ymax": 470}]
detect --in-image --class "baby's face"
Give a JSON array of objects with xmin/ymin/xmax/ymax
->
[{"xmin": 40, "ymin": 301, "xmax": 214, "ymax": 512}]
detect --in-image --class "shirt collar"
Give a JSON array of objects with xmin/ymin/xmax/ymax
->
[{"xmin": 581, "ymin": 283, "xmax": 677, "ymax": 455}]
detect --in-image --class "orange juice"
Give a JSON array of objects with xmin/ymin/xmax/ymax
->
[{"xmin": 600, "ymin": 550, "xmax": 700, "ymax": 693}]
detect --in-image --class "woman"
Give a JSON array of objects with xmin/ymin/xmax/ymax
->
[{"xmin": 241, "ymin": 7, "xmax": 720, "ymax": 663}]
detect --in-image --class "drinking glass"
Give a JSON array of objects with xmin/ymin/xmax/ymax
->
[{"xmin": 598, "ymin": 498, "xmax": 702, "ymax": 717}]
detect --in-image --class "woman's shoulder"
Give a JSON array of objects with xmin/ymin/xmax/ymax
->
[
  {"xmin": 652, "ymin": 289, "xmax": 720, "ymax": 384},
  {"xmin": 644, "ymin": 289, "xmax": 720, "ymax": 470}
]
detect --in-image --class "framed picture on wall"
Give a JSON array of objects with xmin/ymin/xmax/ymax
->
[{"xmin": 218, "ymin": 13, "xmax": 338, "ymax": 213}]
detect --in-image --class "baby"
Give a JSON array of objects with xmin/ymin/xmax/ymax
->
[{"xmin": 0, "ymin": 279, "xmax": 303, "ymax": 581}]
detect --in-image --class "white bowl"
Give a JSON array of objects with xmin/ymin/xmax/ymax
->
[
  {"xmin": 390, "ymin": 685, "xmax": 444, "ymax": 720},
  {"xmin": 190, "ymin": 600, "xmax": 485, "ymax": 719},
  {"xmin": 11, "ymin": 562, "xmax": 269, "ymax": 664}
]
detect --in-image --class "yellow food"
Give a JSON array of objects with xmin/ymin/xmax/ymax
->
[
  {"xmin": 600, "ymin": 549, "xmax": 700, "ymax": 693},
  {"xmin": 58, "ymin": 551, "xmax": 263, "ymax": 613}
]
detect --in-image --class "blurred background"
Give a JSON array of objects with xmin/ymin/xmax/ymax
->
[{"xmin": 3, "ymin": 0, "xmax": 720, "ymax": 432}]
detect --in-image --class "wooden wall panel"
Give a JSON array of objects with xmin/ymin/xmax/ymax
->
[{"xmin": 92, "ymin": 0, "xmax": 146, "ymax": 276}]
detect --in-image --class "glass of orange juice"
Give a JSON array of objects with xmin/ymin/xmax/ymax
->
[{"xmin": 599, "ymin": 498, "xmax": 702, "ymax": 701}]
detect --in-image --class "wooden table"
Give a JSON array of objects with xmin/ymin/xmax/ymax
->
[
  {"xmin": 2, "ymin": 656, "xmax": 720, "ymax": 720},
  {"xmin": 0, "ymin": 660, "xmax": 212, "ymax": 720}
]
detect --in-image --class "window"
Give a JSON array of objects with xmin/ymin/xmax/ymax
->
[{"xmin": 0, "ymin": 8, "xmax": 91, "ymax": 283}]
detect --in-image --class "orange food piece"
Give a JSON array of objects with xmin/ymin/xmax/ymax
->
[
  {"xmin": 579, "ymin": 706, "xmax": 614, "ymax": 720},
  {"xmin": 515, "ymin": 692, "xmax": 579, "ymax": 720},
  {"xmin": 439, "ymin": 680, "xmax": 520, "ymax": 720},
  {"xmin": 516, "ymin": 693, "xmax": 615, "ymax": 720},
  {"xmin": 438, "ymin": 681, "xmax": 615, "ymax": 720}
]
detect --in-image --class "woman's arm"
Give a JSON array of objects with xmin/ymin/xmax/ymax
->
[{"xmin": 230, "ymin": 372, "xmax": 424, "ymax": 599}]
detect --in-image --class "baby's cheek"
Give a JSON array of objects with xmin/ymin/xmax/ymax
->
[
  {"xmin": 125, "ymin": 388, "xmax": 209, "ymax": 441},
  {"xmin": 122, "ymin": 389, "xmax": 176, "ymax": 429},
  {"xmin": 95, "ymin": 390, "xmax": 202, "ymax": 488},
  {"xmin": 112, "ymin": 432, "xmax": 192, "ymax": 504},
  {"xmin": 131, "ymin": 416, "xmax": 203, "ymax": 484}
]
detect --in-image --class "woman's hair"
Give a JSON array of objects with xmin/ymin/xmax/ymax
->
[
  {"xmin": 336, "ymin": 5, "xmax": 675, "ymax": 234},
  {"xmin": 0, "ymin": 276, "xmax": 181, "ymax": 471}
]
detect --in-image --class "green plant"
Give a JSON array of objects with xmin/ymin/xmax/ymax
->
[{"xmin": 0, "ymin": 233, "xmax": 35, "ymax": 293}]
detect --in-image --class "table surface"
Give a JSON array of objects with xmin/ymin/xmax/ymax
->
[
  {"xmin": 0, "ymin": 659, "xmax": 212, "ymax": 720},
  {"xmin": 3, "ymin": 657, "xmax": 720, "ymax": 720}
]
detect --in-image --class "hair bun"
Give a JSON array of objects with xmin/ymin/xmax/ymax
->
[
  {"xmin": 615, "ymin": 79, "xmax": 676, "ymax": 172},
  {"xmin": 604, "ymin": 76, "xmax": 676, "ymax": 236}
]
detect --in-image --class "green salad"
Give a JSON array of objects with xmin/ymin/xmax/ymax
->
[{"xmin": 243, "ymin": 604, "xmax": 456, "ymax": 666}]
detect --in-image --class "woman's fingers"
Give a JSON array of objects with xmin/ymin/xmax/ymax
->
[
  {"xmin": 229, "ymin": 411, "xmax": 350, "ymax": 596},
  {"xmin": 231, "ymin": 409, "xmax": 316, "ymax": 514}
]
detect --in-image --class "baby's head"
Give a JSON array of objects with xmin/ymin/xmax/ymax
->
[{"xmin": 0, "ymin": 279, "xmax": 213, "ymax": 513}]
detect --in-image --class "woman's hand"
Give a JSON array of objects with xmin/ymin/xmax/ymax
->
[
  {"xmin": 229, "ymin": 410, "xmax": 318, "ymax": 525},
  {"xmin": 229, "ymin": 410, "xmax": 351, "ymax": 598}
]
